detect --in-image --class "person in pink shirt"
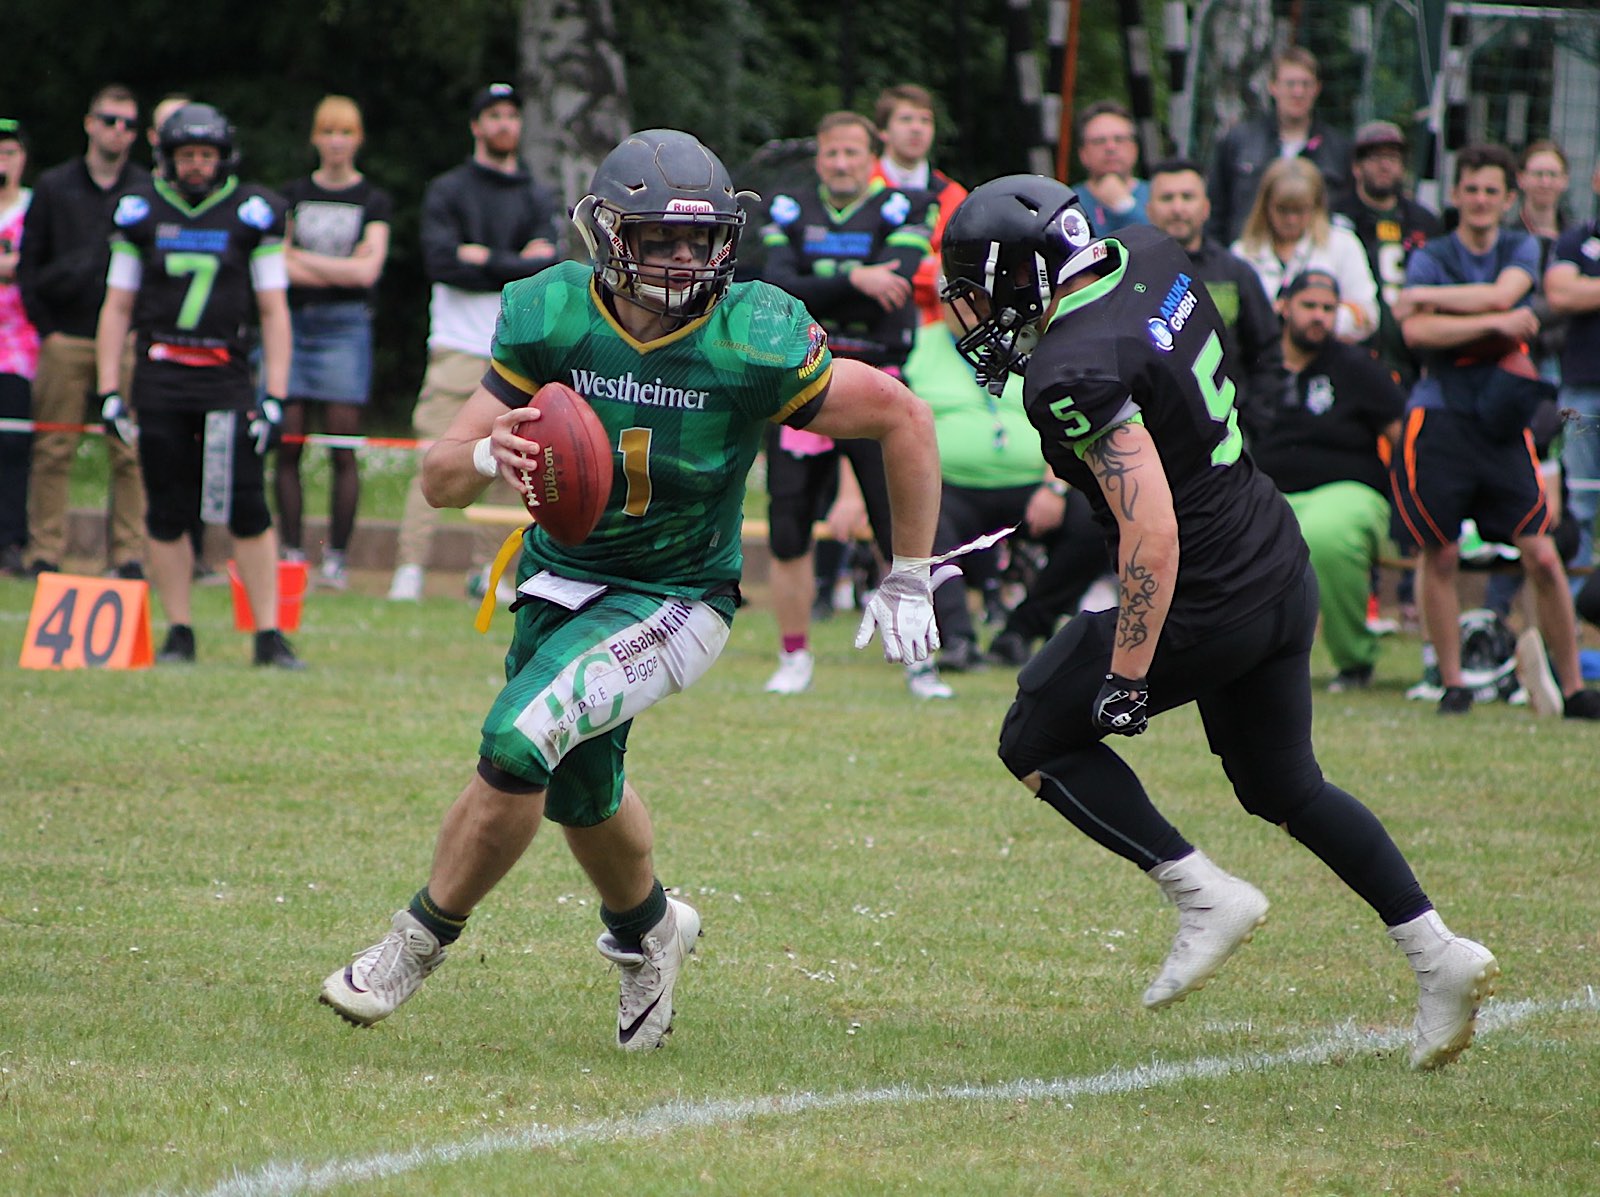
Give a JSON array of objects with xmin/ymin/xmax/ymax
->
[{"xmin": 0, "ymin": 118, "xmax": 40, "ymax": 575}]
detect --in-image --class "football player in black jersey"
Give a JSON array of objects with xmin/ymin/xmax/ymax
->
[
  {"xmin": 939, "ymin": 175, "xmax": 1497, "ymax": 1070},
  {"xmin": 95, "ymin": 102, "xmax": 302, "ymax": 668}
]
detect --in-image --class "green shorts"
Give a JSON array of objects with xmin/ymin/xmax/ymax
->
[{"xmin": 479, "ymin": 587, "xmax": 734, "ymax": 827}]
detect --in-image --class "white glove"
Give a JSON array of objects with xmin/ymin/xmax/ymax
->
[{"xmin": 853, "ymin": 557, "xmax": 961, "ymax": 663}]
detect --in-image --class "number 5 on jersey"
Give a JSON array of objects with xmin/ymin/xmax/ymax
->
[{"xmin": 19, "ymin": 573, "xmax": 154, "ymax": 670}]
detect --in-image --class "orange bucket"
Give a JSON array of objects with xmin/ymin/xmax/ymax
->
[{"xmin": 228, "ymin": 559, "xmax": 309, "ymax": 632}]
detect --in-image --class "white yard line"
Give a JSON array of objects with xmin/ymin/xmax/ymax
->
[{"xmin": 169, "ymin": 991, "xmax": 1599, "ymax": 1197}]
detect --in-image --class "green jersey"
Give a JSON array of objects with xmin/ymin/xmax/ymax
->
[{"xmin": 484, "ymin": 261, "xmax": 832, "ymax": 597}]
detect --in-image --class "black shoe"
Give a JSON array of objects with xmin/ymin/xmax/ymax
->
[
  {"xmin": 1328, "ymin": 664, "xmax": 1374, "ymax": 693},
  {"xmin": 1, "ymin": 545, "xmax": 25, "ymax": 577},
  {"xmin": 253, "ymin": 629, "xmax": 306, "ymax": 670},
  {"xmin": 1562, "ymin": 689, "xmax": 1600, "ymax": 720},
  {"xmin": 158, "ymin": 626, "xmax": 196, "ymax": 664},
  {"xmin": 109, "ymin": 561, "xmax": 145, "ymax": 581},
  {"xmin": 24, "ymin": 558, "xmax": 61, "ymax": 578},
  {"xmin": 984, "ymin": 630, "xmax": 1033, "ymax": 667},
  {"xmin": 811, "ymin": 595, "xmax": 835, "ymax": 622},
  {"xmin": 1438, "ymin": 685, "xmax": 1474, "ymax": 715},
  {"xmin": 938, "ymin": 636, "xmax": 981, "ymax": 673}
]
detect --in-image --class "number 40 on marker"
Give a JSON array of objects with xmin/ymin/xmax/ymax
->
[{"xmin": 19, "ymin": 573, "xmax": 154, "ymax": 670}]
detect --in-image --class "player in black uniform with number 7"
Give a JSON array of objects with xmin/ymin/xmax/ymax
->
[{"xmin": 940, "ymin": 175, "xmax": 1497, "ymax": 1070}]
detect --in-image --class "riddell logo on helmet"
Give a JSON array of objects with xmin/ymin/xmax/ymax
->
[{"xmin": 664, "ymin": 198, "xmax": 716, "ymax": 214}]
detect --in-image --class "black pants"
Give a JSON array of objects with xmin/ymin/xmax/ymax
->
[
  {"xmin": 0, "ymin": 374, "xmax": 31, "ymax": 550},
  {"xmin": 998, "ymin": 564, "xmax": 1429, "ymax": 926}
]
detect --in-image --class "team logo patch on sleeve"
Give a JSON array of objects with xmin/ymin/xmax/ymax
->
[
  {"xmin": 880, "ymin": 192, "xmax": 911, "ymax": 226},
  {"xmin": 799, "ymin": 323, "xmax": 828, "ymax": 378},
  {"xmin": 113, "ymin": 195, "xmax": 149, "ymax": 227},
  {"xmin": 769, "ymin": 194, "xmax": 801, "ymax": 225},
  {"xmin": 237, "ymin": 195, "xmax": 276, "ymax": 230}
]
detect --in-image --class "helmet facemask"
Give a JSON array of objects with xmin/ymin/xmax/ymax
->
[
  {"xmin": 575, "ymin": 194, "xmax": 744, "ymax": 319},
  {"xmin": 941, "ymin": 249, "xmax": 1052, "ymax": 395}
]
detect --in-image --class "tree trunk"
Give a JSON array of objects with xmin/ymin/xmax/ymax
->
[{"xmin": 518, "ymin": 0, "xmax": 633, "ymax": 223}]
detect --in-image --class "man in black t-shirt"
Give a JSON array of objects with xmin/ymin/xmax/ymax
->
[
  {"xmin": 96, "ymin": 102, "xmax": 302, "ymax": 669},
  {"xmin": 1253, "ymin": 270, "xmax": 1403, "ymax": 690},
  {"xmin": 940, "ymin": 175, "xmax": 1496, "ymax": 1071}
]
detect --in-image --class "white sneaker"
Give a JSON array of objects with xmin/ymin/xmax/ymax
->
[
  {"xmin": 765, "ymin": 648, "xmax": 814, "ymax": 694},
  {"xmin": 320, "ymin": 910, "xmax": 447, "ymax": 1026},
  {"xmin": 906, "ymin": 662, "xmax": 953, "ymax": 699},
  {"xmin": 596, "ymin": 896, "xmax": 701, "ymax": 1051},
  {"xmin": 1143, "ymin": 850, "xmax": 1270, "ymax": 1009},
  {"xmin": 387, "ymin": 563, "xmax": 424, "ymax": 602},
  {"xmin": 1388, "ymin": 910, "xmax": 1499, "ymax": 1070},
  {"xmin": 1514, "ymin": 628, "xmax": 1562, "ymax": 717},
  {"xmin": 318, "ymin": 550, "xmax": 348, "ymax": 592}
]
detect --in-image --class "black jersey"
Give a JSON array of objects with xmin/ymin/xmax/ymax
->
[
  {"xmin": 759, "ymin": 180, "xmax": 931, "ymax": 368},
  {"xmin": 109, "ymin": 176, "xmax": 288, "ymax": 411},
  {"xmin": 1022, "ymin": 223, "xmax": 1308, "ymax": 648}
]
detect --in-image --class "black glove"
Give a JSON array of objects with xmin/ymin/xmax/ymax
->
[
  {"xmin": 248, "ymin": 396, "xmax": 285, "ymax": 456},
  {"xmin": 1094, "ymin": 672, "xmax": 1149, "ymax": 736},
  {"xmin": 99, "ymin": 391, "xmax": 138, "ymax": 445}
]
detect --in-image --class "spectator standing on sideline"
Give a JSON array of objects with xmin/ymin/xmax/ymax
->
[
  {"xmin": 318, "ymin": 129, "xmax": 942, "ymax": 1050},
  {"xmin": 1334, "ymin": 121, "xmax": 1442, "ymax": 388},
  {"xmin": 940, "ymin": 173, "xmax": 1498, "ymax": 1071},
  {"xmin": 1253, "ymin": 270, "xmax": 1403, "ymax": 690},
  {"xmin": 17, "ymin": 84, "xmax": 148, "ymax": 579},
  {"xmin": 96, "ymin": 102, "xmax": 302, "ymax": 669},
  {"xmin": 759, "ymin": 111, "xmax": 931, "ymax": 695},
  {"xmin": 1206, "ymin": 47, "xmax": 1352, "ymax": 246},
  {"xmin": 1144, "ymin": 157, "xmax": 1281, "ymax": 435},
  {"xmin": 387, "ymin": 83, "xmax": 562, "ymax": 602},
  {"xmin": 1391, "ymin": 143, "xmax": 1597, "ymax": 719},
  {"xmin": 1512, "ymin": 141, "xmax": 1573, "ymax": 385},
  {"xmin": 1545, "ymin": 159, "xmax": 1600, "ymax": 574},
  {"xmin": 1072, "ymin": 100, "xmax": 1150, "ymax": 236},
  {"xmin": 871, "ymin": 84, "xmax": 966, "ymax": 326},
  {"xmin": 0, "ymin": 119, "xmax": 39, "ymax": 576},
  {"xmin": 1231, "ymin": 157, "xmax": 1379, "ymax": 344},
  {"xmin": 276, "ymin": 95, "xmax": 392, "ymax": 591}
]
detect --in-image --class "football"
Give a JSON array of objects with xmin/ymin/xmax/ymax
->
[{"xmin": 513, "ymin": 381, "xmax": 614, "ymax": 545}]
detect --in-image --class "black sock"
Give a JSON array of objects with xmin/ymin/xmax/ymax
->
[
  {"xmin": 600, "ymin": 880, "xmax": 667, "ymax": 951},
  {"xmin": 408, "ymin": 887, "xmax": 469, "ymax": 945}
]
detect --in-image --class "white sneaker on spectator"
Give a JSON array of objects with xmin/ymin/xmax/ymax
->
[
  {"xmin": 596, "ymin": 897, "xmax": 701, "ymax": 1051},
  {"xmin": 1387, "ymin": 910, "xmax": 1498, "ymax": 1069},
  {"xmin": 1143, "ymin": 850, "xmax": 1269, "ymax": 1009},
  {"xmin": 765, "ymin": 648, "xmax": 814, "ymax": 694},
  {"xmin": 318, "ymin": 550, "xmax": 348, "ymax": 591},
  {"xmin": 320, "ymin": 910, "xmax": 447, "ymax": 1026},
  {"xmin": 906, "ymin": 662, "xmax": 953, "ymax": 700},
  {"xmin": 1514, "ymin": 628, "xmax": 1562, "ymax": 717},
  {"xmin": 388, "ymin": 563, "xmax": 424, "ymax": 602}
]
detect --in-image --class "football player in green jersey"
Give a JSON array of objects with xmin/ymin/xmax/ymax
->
[
  {"xmin": 320, "ymin": 130, "xmax": 943, "ymax": 1052},
  {"xmin": 940, "ymin": 174, "xmax": 1497, "ymax": 1070}
]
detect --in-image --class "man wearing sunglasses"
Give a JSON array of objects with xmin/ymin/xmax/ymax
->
[{"xmin": 17, "ymin": 84, "xmax": 149, "ymax": 580}]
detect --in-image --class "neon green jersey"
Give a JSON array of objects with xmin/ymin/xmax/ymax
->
[{"xmin": 486, "ymin": 261, "xmax": 832, "ymax": 597}]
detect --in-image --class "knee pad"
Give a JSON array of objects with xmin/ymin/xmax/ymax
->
[
  {"xmin": 767, "ymin": 498, "xmax": 815, "ymax": 561},
  {"xmin": 997, "ymin": 613, "xmax": 1114, "ymax": 778}
]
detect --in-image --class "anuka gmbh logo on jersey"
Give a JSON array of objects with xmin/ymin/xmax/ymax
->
[
  {"xmin": 568, "ymin": 370, "xmax": 709, "ymax": 410},
  {"xmin": 1147, "ymin": 272, "xmax": 1197, "ymax": 352}
]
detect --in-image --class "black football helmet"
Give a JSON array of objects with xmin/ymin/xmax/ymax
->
[
  {"xmin": 157, "ymin": 103, "xmax": 239, "ymax": 201},
  {"xmin": 574, "ymin": 129, "xmax": 756, "ymax": 319},
  {"xmin": 940, "ymin": 174, "xmax": 1109, "ymax": 393}
]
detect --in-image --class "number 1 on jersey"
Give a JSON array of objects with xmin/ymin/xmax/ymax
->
[{"xmin": 619, "ymin": 427, "xmax": 653, "ymax": 517}]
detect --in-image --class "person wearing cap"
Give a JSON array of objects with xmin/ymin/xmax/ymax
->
[
  {"xmin": 1252, "ymin": 269, "xmax": 1404, "ymax": 691},
  {"xmin": 16, "ymin": 84, "xmax": 150, "ymax": 580},
  {"xmin": 1205, "ymin": 46, "xmax": 1353, "ymax": 246},
  {"xmin": 387, "ymin": 82, "xmax": 563, "ymax": 602},
  {"xmin": 0, "ymin": 118, "xmax": 39, "ymax": 576},
  {"xmin": 1334, "ymin": 120, "xmax": 1442, "ymax": 388}
]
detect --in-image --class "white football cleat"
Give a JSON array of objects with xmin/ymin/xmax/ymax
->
[
  {"xmin": 596, "ymin": 896, "xmax": 701, "ymax": 1051},
  {"xmin": 320, "ymin": 910, "xmax": 447, "ymax": 1026},
  {"xmin": 387, "ymin": 563, "xmax": 424, "ymax": 602},
  {"xmin": 1388, "ymin": 909, "xmax": 1499, "ymax": 1070},
  {"xmin": 764, "ymin": 649, "xmax": 814, "ymax": 695},
  {"xmin": 1143, "ymin": 850, "xmax": 1270, "ymax": 1009},
  {"xmin": 906, "ymin": 662, "xmax": 954, "ymax": 700}
]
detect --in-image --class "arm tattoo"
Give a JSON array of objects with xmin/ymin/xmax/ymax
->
[
  {"xmin": 1084, "ymin": 427, "xmax": 1141, "ymax": 522},
  {"xmin": 1116, "ymin": 540, "xmax": 1159, "ymax": 651}
]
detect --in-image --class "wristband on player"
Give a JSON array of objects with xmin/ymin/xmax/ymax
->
[{"xmin": 472, "ymin": 435, "xmax": 499, "ymax": 478}]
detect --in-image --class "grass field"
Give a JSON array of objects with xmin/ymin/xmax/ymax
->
[{"xmin": 3, "ymin": 575, "xmax": 1598, "ymax": 1196}]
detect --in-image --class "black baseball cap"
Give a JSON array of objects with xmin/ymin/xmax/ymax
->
[
  {"xmin": 1281, "ymin": 268, "xmax": 1342, "ymax": 300},
  {"xmin": 470, "ymin": 83, "xmax": 521, "ymax": 120}
]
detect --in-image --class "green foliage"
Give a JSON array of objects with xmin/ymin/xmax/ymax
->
[{"xmin": 1, "ymin": 579, "xmax": 1599, "ymax": 1194}]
